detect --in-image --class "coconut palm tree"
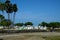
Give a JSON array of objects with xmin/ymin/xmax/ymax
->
[
  {"xmin": 13, "ymin": 4, "xmax": 18, "ymax": 25},
  {"xmin": 0, "ymin": 2, "xmax": 5, "ymax": 15},
  {"xmin": 5, "ymin": 0, "xmax": 13, "ymax": 20}
]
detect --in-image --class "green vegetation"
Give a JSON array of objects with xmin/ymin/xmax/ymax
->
[
  {"xmin": 1, "ymin": 19, "xmax": 12, "ymax": 27},
  {"xmin": 43, "ymin": 36, "xmax": 60, "ymax": 40},
  {"xmin": 49, "ymin": 22, "xmax": 60, "ymax": 29},
  {"xmin": 39, "ymin": 22, "xmax": 48, "ymax": 27},
  {"xmin": 0, "ymin": 0, "xmax": 60, "ymax": 31},
  {"xmin": 14, "ymin": 22, "xmax": 33, "ymax": 27},
  {"xmin": 13, "ymin": 4, "xmax": 18, "ymax": 25},
  {"xmin": 24, "ymin": 22, "xmax": 33, "ymax": 26},
  {"xmin": 39, "ymin": 22, "xmax": 60, "ymax": 27},
  {"xmin": 39, "ymin": 22, "xmax": 60, "ymax": 30},
  {"xmin": 15, "ymin": 23, "xmax": 24, "ymax": 26},
  {"xmin": 2, "ymin": 35, "xmax": 60, "ymax": 40},
  {"xmin": 0, "ymin": 0, "xmax": 18, "ymax": 28},
  {"xmin": 0, "ymin": 14, "xmax": 4, "ymax": 22}
]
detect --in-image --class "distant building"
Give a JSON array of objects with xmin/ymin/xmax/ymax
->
[
  {"xmin": 34, "ymin": 26, "xmax": 38, "ymax": 30},
  {"xmin": 14, "ymin": 25, "xmax": 47, "ymax": 30},
  {"xmin": 38, "ymin": 26, "xmax": 47, "ymax": 30},
  {"xmin": 14, "ymin": 25, "xmax": 34, "ymax": 30},
  {"xmin": 0, "ymin": 26, "xmax": 4, "ymax": 29},
  {"xmin": 23, "ymin": 25, "xmax": 34, "ymax": 30}
]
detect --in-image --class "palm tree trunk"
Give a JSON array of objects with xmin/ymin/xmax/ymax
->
[
  {"xmin": 8, "ymin": 13, "xmax": 10, "ymax": 29},
  {"xmin": 11, "ymin": 13, "xmax": 12, "ymax": 21},
  {"xmin": 8, "ymin": 13, "xmax": 10, "ymax": 20},
  {"xmin": 13, "ymin": 12, "xmax": 16, "ymax": 26},
  {"xmin": 0, "ymin": 19, "xmax": 1, "ymax": 24},
  {"xmin": 2, "ymin": 11, "xmax": 4, "ymax": 15}
]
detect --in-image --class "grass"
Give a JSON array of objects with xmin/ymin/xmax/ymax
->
[
  {"xmin": 2, "ymin": 35, "xmax": 60, "ymax": 40},
  {"xmin": 3, "ymin": 35, "xmax": 44, "ymax": 40},
  {"xmin": 42, "ymin": 36, "xmax": 60, "ymax": 40},
  {"xmin": 3, "ymin": 35, "xmax": 32, "ymax": 40}
]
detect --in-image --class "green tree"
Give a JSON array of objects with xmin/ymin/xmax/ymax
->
[
  {"xmin": 13, "ymin": 4, "xmax": 18, "ymax": 25},
  {"xmin": 24, "ymin": 22, "xmax": 33, "ymax": 26},
  {"xmin": 5, "ymin": 0, "xmax": 13, "ymax": 20},
  {"xmin": 1, "ymin": 19, "xmax": 12, "ymax": 28},
  {"xmin": 15, "ymin": 23, "xmax": 24, "ymax": 26},
  {"xmin": 49, "ymin": 22, "xmax": 60, "ymax": 29},
  {"xmin": 40, "ymin": 22, "xmax": 48, "ymax": 27},
  {"xmin": 0, "ymin": 2, "xmax": 5, "ymax": 15},
  {"xmin": 0, "ymin": 14, "xmax": 5, "ymax": 26},
  {"xmin": 0, "ymin": 14, "xmax": 4, "ymax": 21}
]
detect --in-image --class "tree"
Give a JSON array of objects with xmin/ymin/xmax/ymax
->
[
  {"xmin": 5, "ymin": 0, "xmax": 18, "ymax": 26},
  {"xmin": 40, "ymin": 22, "xmax": 48, "ymax": 27},
  {"xmin": 1, "ymin": 19, "xmax": 12, "ymax": 28},
  {"xmin": 0, "ymin": 14, "xmax": 4, "ymax": 20},
  {"xmin": 24, "ymin": 22, "xmax": 33, "ymax": 26},
  {"xmin": 15, "ymin": 23, "xmax": 24, "ymax": 26},
  {"xmin": 38, "ymin": 24, "xmax": 41, "ymax": 26},
  {"xmin": 13, "ymin": 4, "xmax": 18, "ymax": 25},
  {"xmin": 0, "ymin": 0, "xmax": 18, "ymax": 27},
  {"xmin": 49, "ymin": 22, "xmax": 60, "ymax": 29},
  {"xmin": 5, "ymin": 0, "xmax": 13, "ymax": 20},
  {"xmin": 0, "ymin": 2, "xmax": 5, "ymax": 15},
  {"xmin": 0, "ymin": 14, "xmax": 5, "ymax": 26}
]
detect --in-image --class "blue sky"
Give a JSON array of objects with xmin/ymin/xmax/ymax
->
[{"xmin": 1, "ymin": 0, "xmax": 60, "ymax": 26}]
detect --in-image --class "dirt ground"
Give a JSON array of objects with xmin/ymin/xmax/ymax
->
[
  {"xmin": 0, "ymin": 32, "xmax": 60, "ymax": 40},
  {"xmin": 2, "ymin": 35, "xmax": 44, "ymax": 40}
]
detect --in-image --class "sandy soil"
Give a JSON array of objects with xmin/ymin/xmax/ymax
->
[
  {"xmin": 2, "ymin": 35, "xmax": 44, "ymax": 40},
  {"xmin": 0, "ymin": 32, "xmax": 60, "ymax": 40}
]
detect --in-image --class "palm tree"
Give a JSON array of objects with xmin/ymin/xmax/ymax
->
[
  {"xmin": 5, "ymin": 0, "xmax": 13, "ymax": 20},
  {"xmin": 13, "ymin": 4, "xmax": 18, "ymax": 25},
  {"xmin": 0, "ymin": 2, "xmax": 5, "ymax": 15}
]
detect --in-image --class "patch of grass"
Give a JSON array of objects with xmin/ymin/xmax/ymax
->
[
  {"xmin": 3, "ymin": 35, "xmax": 35, "ymax": 40},
  {"xmin": 55, "ymin": 29, "xmax": 60, "ymax": 32},
  {"xmin": 42, "ymin": 36, "xmax": 60, "ymax": 40}
]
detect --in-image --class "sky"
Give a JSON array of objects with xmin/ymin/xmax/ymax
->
[{"xmin": 1, "ymin": 0, "xmax": 60, "ymax": 26}]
